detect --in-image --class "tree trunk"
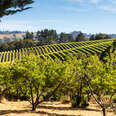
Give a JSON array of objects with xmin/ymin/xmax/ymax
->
[
  {"xmin": 76, "ymin": 93, "xmax": 81, "ymax": 107},
  {"xmin": 16, "ymin": 89, "xmax": 20, "ymax": 102},
  {"xmin": 87, "ymin": 92, "xmax": 91, "ymax": 102},
  {"xmin": 102, "ymin": 107, "xmax": 106, "ymax": 116},
  {"xmin": 0, "ymin": 94, "xmax": 2, "ymax": 103},
  {"xmin": 32, "ymin": 104, "xmax": 36, "ymax": 111},
  {"xmin": 32, "ymin": 105, "xmax": 36, "ymax": 111},
  {"xmin": 31, "ymin": 81, "xmax": 63, "ymax": 111},
  {"xmin": 71, "ymin": 90, "xmax": 82, "ymax": 108},
  {"xmin": 85, "ymin": 76, "xmax": 107, "ymax": 116},
  {"xmin": 109, "ymin": 93, "xmax": 115, "ymax": 108}
]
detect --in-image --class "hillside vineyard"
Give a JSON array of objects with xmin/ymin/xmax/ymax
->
[{"xmin": 0, "ymin": 39, "xmax": 115, "ymax": 62}]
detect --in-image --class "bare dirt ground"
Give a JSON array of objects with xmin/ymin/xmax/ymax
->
[{"xmin": 0, "ymin": 101, "xmax": 115, "ymax": 116}]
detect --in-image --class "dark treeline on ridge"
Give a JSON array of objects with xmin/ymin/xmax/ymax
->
[
  {"xmin": 0, "ymin": 39, "xmax": 37, "ymax": 52},
  {"xmin": 0, "ymin": 29, "xmax": 113, "ymax": 52}
]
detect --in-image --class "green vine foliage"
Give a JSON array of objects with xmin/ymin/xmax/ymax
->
[{"xmin": 0, "ymin": 43, "xmax": 115, "ymax": 111}]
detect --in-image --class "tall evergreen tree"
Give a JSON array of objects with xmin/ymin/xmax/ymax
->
[
  {"xmin": 24, "ymin": 31, "xmax": 34, "ymax": 40},
  {"xmin": 0, "ymin": 0, "xmax": 34, "ymax": 18},
  {"xmin": 59, "ymin": 33, "xmax": 74, "ymax": 43},
  {"xmin": 89, "ymin": 34, "xmax": 95, "ymax": 41},
  {"xmin": 95, "ymin": 33, "xmax": 110, "ymax": 40},
  {"xmin": 37, "ymin": 29, "xmax": 58, "ymax": 45},
  {"xmin": 76, "ymin": 32, "xmax": 85, "ymax": 42}
]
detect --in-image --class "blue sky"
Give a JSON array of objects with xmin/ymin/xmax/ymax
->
[{"xmin": 1, "ymin": 0, "xmax": 116, "ymax": 34}]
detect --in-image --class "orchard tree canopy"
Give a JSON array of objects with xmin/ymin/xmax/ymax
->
[{"xmin": 0, "ymin": 0, "xmax": 34, "ymax": 18}]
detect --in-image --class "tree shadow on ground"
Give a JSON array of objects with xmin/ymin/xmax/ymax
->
[
  {"xmin": 37, "ymin": 105, "xmax": 101, "ymax": 112},
  {"xmin": 0, "ymin": 102, "xmax": 103, "ymax": 116},
  {"xmin": 0, "ymin": 110, "xmax": 82, "ymax": 116}
]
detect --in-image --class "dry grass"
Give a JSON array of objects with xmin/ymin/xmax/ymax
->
[
  {"xmin": 0, "ymin": 33, "xmax": 25, "ymax": 40},
  {"xmin": 0, "ymin": 101, "xmax": 114, "ymax": 116}
]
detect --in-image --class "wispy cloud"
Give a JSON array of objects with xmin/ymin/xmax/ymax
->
[
  {"xmin": 67, "ymin": 0, "xmax": 83, "ymax": 3},
  {"xmin": 63, "ymin": 0, "xmax": 101, "ymax": 13},
  {"xmin": 66, "ymin": 0, "xmax": 101, "ymax": 4},
  {"xmin": 97, "ymin": 0, "xmax": 116, "ymax": 13},
  {"xmin": 65, "ymin": 0, "xmax": 116, "ymax": 13},
  {"xmin": 99, "ymin": 5, "xmax": 116, "ymax": 13},
  {"xmin": 0, "ymin": 19, "xmax": 65, "ymax": 31},
  {"xmin": 90, "ymin": 0, "xmax": 101, "ymax": 4},
  {"xmin": 62, "ymin": 6, "xmax": 89, "ymax": 12}
]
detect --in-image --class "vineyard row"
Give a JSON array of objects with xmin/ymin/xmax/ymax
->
[{"xmin": 0, "ymin": 39, "xmax": 115, "ymax": 62}]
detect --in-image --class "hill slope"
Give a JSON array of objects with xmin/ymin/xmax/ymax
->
[{"xmin": 0, "ymin": 39, "xmax": 115, "ymax": 62}]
